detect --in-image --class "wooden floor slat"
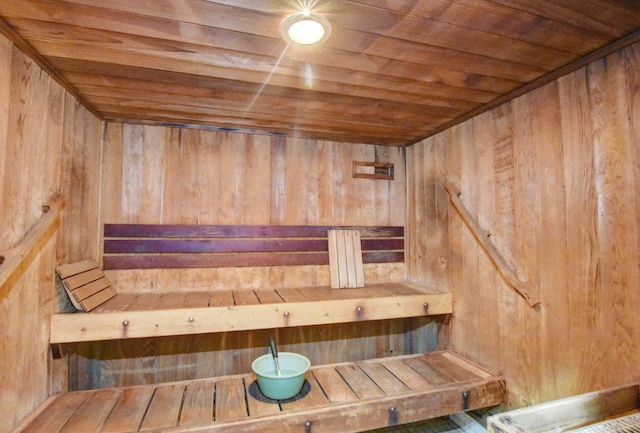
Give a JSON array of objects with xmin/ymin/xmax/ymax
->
[
  {"xmin": 380, "ymin": 357, "xmax": 436, "ymax": 391},
  {"xmin": 335, "ymin": 364, "xmax": 386, "ymax": 399},
  {"xmin": 140, "ymin": 384, "xmax": 185, "ymax": 430},
  {"xmin": 101, "ymin": 387, "xmax": 155, "ymax": 433},
  {"xmin": 182, "ymin": 291, "xmax": 211, "ymax": 308},
  {"xmin": 403, "ymin": 356, "xmax": 456, "ymax": 385},
  {"xmin": 312, "ymin": 366, "xmax": 360, "ymax": 403},
  {"xmin": 275, "ymin": 288, "xmax": 309, "ymax": 302},
  {"xmin": 58, "ymin": 389, "xmax": 121, "ymax": 433},
  {"xmin": 180, "ymin": 380, "xmax": 215, "ymax": 426},
  {"xmin": 279, "ymin": 373, "xmax": 330, "ymax": 412},
  {"xmin": 245, "ymin": 379, "xmax": 281, "ymax": 417},
  {"xmin": 254, "ymin": 289, "xmax": 284, "ymax": 304},
  {"xmin": 209, "ymin": 290, "xmax": 234, "ymax": 307},
  {"xmin": 426, "ymin": 351, "xmax": 485, "ymax": 382},
  {"xmin": 232, "ymin": 290, "xmax": 260, "ymax": 306},
  {"xmin": 153, "ymin": 293, "xmax": 187, "ymax": 310},
  {"xmin": 358, "ymin": 361, "xmax": 411, "ymax": 395},
  {"xmin": 93, "ymin": 293, "xmax": 137, "ymax": 312},
  {"xmin": 21, "ymin": 392, "xmax": 88, "ymax": 433},
  {"xmin": 124, "ymin": 294, "xmax": 163, "ymax": 312},
  {"xmin": 214, "ymin": 378, "xmax": 248, "ymax": 422},
  {"xmin": 16, "ymin": 351, "xmax": 504, "ymax": 433}
]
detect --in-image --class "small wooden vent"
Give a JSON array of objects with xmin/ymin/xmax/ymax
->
[{"xmin": 352, "ymin": 161, "xmax": 394, "ymax": 180}]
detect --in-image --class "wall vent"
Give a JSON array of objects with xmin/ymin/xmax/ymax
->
[{"xmin": 352, "ymin": 161, "xmax": 394, "ymax": 180}]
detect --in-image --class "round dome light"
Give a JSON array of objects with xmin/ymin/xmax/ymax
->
[
  {"xmin": 288, "ymin": 19, "xmax": 325, "ymax": 45},
  {"xmin": 281, "ymin": 13, "xmax": 331, "ymax": 45}
]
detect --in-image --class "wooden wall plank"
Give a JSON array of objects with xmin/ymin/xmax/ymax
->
[
  {"xmin": 409, "ymin": 40, "xmax": 640, "ymax": 409},
  {"xmin": 588, "ymin": 47, "xmax": 640, "ymax": 381},
  {"xmin": 556, "ymin": 67, "xmax": 598, "ymax": 394},
  {"xmin": 0, "ymin": 32, "xmax": 101, "ymax": 433}
]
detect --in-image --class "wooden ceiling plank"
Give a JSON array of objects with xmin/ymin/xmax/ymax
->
[
  {"xmin": 1, "ymin": 0, "xmax": 580, "ymax": 68},
  {"xmin": 351, "ymin": 0, "xmax": 622, "ymax": 52},
  {"xmin": 210, "ymin": 0, "xmax": 579, "ymax": 65},
  {"xmin": 76, "ymin": 88, "xmax": 442, "ymax": 134},
  {"xmin": 489, "ymin": 0, "xmax": 640, "ymax": 35},
  {"xmin": 62, "ymin": 71, "xmax": 465, "ymax": 125},
  {"xmin": 9, "ymin": 17, "xmax": 526, "ymax": 96},
  {"xmin": 34, "ymin": 40, "xmax": 503, "ymax": 105},
  {"xmin": 0, "ymin": 0, "xmax": 549, "ymax": 83},
  {"xmin": 99, "ymin": 109, "xmax": 416, "ymax": 146},
  {"xmin": 49, "ymin": 56, "xmax": 497, "ymax": 108}
]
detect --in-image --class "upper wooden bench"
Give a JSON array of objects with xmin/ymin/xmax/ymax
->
[{"xmin": 51, "ymin": 224, "xmax": 452, "ymax": 344}]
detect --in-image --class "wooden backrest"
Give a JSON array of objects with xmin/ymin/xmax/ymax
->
[
  {"xmin": 56, "ymin": 259, "xmax": 117, "ymax": 311},
  {"xmin": 328, "ymin": 229, "xmax": 365, "ymax": 288},
  {"xmin": 102, "ymin": 224, "xmax": 404, "ymax": 270}
]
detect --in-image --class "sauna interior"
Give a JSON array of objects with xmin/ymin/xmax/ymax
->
[{"xmin": 1, "ymin": 2, "xmax": 640, "ymax": 432}]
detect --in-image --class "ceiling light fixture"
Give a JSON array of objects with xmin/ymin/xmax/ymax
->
[{"xmin": 281, "ymin": 10, "xmax": 331, "ymax": 45}]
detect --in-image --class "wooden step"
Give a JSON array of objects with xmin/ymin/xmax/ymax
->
[
  {"xmin": 50, "ymin": 282, "xmax": 451, "ymax": 343},
  {"xmin": 15, "ymin": 351, "xmax": 504, "ymax": 433}
]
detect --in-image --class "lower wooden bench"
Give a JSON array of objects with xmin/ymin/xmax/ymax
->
[
  {"xmin": 14, "ymin": 351, "xmax": 504, "ymax": 433},
  {"xmin": 51, "ymin": 282, "xmax": 452, "ymax": 343}
]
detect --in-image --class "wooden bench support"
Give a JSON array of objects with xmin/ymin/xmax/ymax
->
[
  {"xmin": 15, "ymin": 351, "xmax": 504, "ymax": 433},
  {"xmin": 51, "ymin": 283, "xmax": 451, "ymax": 343}
]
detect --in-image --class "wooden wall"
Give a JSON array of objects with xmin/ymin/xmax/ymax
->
[
  {"xmin": 0, "ymin": 34, "xmax": 102, "ymax": 433},
  {"xmin": 67, "ymin": 123, "xmax": 445, "ymax": 390},
  {"xmin": 407, "ymin": 40, "xmax": 640, "ymax": 409},
  {"xmin": 7, "ymin": 15, "xmax": 638, "ymax": 418},
  {"xmin": 100, "ymin": 125, "xmax": 406, "ymax": 293}
]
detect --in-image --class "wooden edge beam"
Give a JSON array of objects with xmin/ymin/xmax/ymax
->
[
  {"xmin": 0, "ymin": 193, "xmax": 65, "ymax": 302},
  {"xmin": 444, "ymin": 182, "xmax": 540, "ymax": 307},
  {"xmin": 50, "ymin": 292, "xmax": 452, "ymax": 343}
]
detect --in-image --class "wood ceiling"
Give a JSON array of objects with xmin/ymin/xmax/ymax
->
[{"xmin": 1, "ymin": 1, "xmax": 640, "ymax": 147}]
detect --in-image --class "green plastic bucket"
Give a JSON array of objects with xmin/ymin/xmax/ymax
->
[{"xmin": 251, "ymin": 352, "xmax": 311, "ymax": 400}]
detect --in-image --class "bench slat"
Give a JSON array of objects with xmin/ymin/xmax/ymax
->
[
  {"xmin": 180, "ymin": 380, "xmax": 215, "ymax": 426},
  {"xmin": 103, "ymin": 251, "xmax": 404, "ymax": 269},
  {"xmin": 104, "ymin": 224, "xmax": 404, "ymax": 238},
  {"xmin": 79, "ymin": 286, "xmax": 118, "ymax": 312},
  {"xmin": 335, "ymin": 364, "xmax": 385, "ymax": 399},
  {"xmin": 101, "ymin": 387, "xmax": 155, "ymax": 433},
  {"xmin": 215, "ymin": 379, "xmax": 248, "ymax": 422},
  {"xmin": 58, "ymin": 389, "xmax": 121, "ymax": 433},
  {"xmin": 104, "ymin": 238, "xmax": 403, "ymax": 253},
  {"xmin": 140, "ymin": 383, "xmax": 185, "ymax": 430},
  {"xmin": 103, "ymin": 252, "xmax": 330, "ymax": 270}
]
